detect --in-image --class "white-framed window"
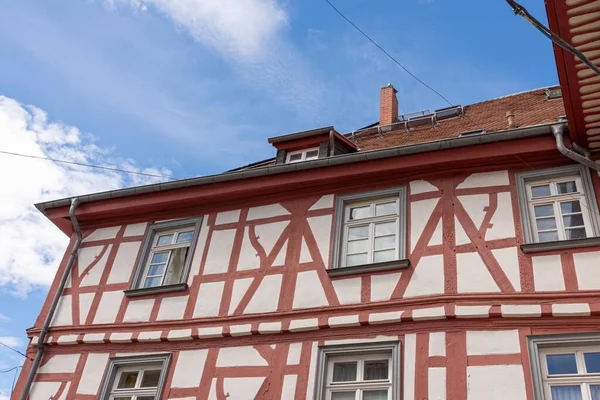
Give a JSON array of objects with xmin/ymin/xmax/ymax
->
[
  {"xmin": 539, "ymin": 346, "xmax": 600, "ymax": 399},
  {"xmin": 516, "ymin": 165, "xmax": 600, "ymax": 245},
  {"xmin": 342, "ymin": 197, "xmax": 400, "ymax": 267},
  {"xmin": 331, "ymin": 187, "xmax": 407, "ymax": 272},
  {"xmin": 98, "ymin": 354, "xmax": 171, "ymax": 400},
  {"xmin": 286, "ymin": 147, "xmax": 319, "ymax": 163},
  {"xmin": 128, "ymin": 217, "xmax": 202, "ymax": 293},
  {"xmin": 314, "ymin": 342, "xmax": 400, "ymax": 400}
]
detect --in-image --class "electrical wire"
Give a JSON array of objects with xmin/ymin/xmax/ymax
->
[
  {"xmin": 323, "ymin": 0, "xmax": 455, "ymax": 107},
  {"xmin": 506, "ymin": 0, "xmax": 600, "ymax": 77},
  {"xmin": 0, "ymin": 342, "xmax": 33, "ymax": 361},
  {"xmin": 0, "ymin": 150, "xmax": 177, "ymax": 181},
  {"xmin": 0, "ymin": 366, "xmax": 20, "ymax": 374}
]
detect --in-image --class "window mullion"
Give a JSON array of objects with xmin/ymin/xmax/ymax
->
[
  {"xmin": 554, "ymin": 201, "xmax": 566, "ymax": 240},
  {"xmin": 159, "ymin": 250, "xmax": 173, "ymax": 285},
  {"xmin": 369, "ymin": 222, "xmax": 375, "ymax": 264}
]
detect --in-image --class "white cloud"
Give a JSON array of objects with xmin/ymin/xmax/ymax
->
[
  {"xmin": 0, "ymin": 336, "xmax": 21, "ymax": 348},
  {"xmin": 107, "ymin": 0, "xmax": 287, "ymax": 61},
  {"xmin": 0, "ymin": 95, "xmax": 170, "ymax": 295}
]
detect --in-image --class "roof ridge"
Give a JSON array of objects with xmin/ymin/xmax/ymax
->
[{"xmin": 464, "ymin": 84, "xmax": 561, "ymax": 108}]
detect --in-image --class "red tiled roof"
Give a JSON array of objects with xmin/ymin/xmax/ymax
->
[{"xmin": 353, "ymin": 86, "xmax": 566, "ymax": 151}]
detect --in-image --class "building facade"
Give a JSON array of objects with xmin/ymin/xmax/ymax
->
[{"xmin": 12, "ymin": 84, "xmax": 600, "ymax": 400}]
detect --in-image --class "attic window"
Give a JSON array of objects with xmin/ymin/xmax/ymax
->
[
  {"xmin": 459, "ymin": 129, "xmax": 487, "ymax": 137},
  {"xmin": 546, "ymin": 88, "xmax": 562, "ymax": 100},
  {"xmin": 287, "ymin": 148, "xmax": 319, "ymax": 163}
]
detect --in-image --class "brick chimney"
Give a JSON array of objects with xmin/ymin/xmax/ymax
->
[{"xmin": 380, "ymin": 84, "xmax": 398, "ymax": 125}]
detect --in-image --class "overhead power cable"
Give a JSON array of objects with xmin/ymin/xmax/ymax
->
[
  {"xmin": 0, "ymin": 150, "xmax": 176, "ymax": 181},
  {"xmin": 0, "ymin": 366, "xmax": 20, "ymax": 374},
  {"xmin": 323, "ymin": 0, "xmax": 454, "ymax": 107},
  {"xmin": 0, "ymin": 341, "xmax": 32, "ymax": 361},
  {"xmin": 506, "ymin": 0, "xmax": 600, "ymax": 77}
]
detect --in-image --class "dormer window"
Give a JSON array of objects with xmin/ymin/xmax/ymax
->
[{"xmin": 287, "ymin": 148, "xmax": 319, "ymax": 163}]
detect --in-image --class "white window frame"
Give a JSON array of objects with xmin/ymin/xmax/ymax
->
[
  {"xmin": 128, "ymin": 217, "xmax": 202, "ymax": 294},
  {"xmin": 529, "ymin": 333, "xmax": 600, "ymax": 400},
  {"xmin": 286, "ymin": 147, "xmax": 319, "ymax": 163},
  {"xmin": 98, "ymin": 354, "xmax": 171, "ymax": 400},
  {"xmin": 516, "ymin": 165, "xmax": 600, "ymax": 245},
  {"xmin": 314, "ymin": 342, "xmax": 400, "ymax": 400},
  {"xmin": 331, "ymin": 187, "xmax": 407, "ymax": 272}
]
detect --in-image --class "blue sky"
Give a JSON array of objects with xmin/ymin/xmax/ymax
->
[{"xmin": 0, "ymin": 0, "xmax": 557, "ymax": 395}]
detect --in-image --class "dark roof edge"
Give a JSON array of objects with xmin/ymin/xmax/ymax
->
[
  {"xmin": 267, "ymin": 126, "xmax": 334, "ymax": 144},
  {"xmin": 35, "ymin": 122, "xmax": 567, "ymax": 214}
]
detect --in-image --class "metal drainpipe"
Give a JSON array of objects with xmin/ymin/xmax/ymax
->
[
  {"xmin": 21, "ymin": 198, "xmax": 82, "ymax": 400},
  {"xmin": 329, "ymin": 129, "xmax": 335, "ymax": 157},
  {"xmin": 552, "ymin": 124, "xmax": 600, "ymax": 173}
]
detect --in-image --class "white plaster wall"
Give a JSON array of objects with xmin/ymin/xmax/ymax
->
[
  {"xmin": 457, "ymin": 194, "xmax": 488, "ymax": 231},
  {"xmin": 229, "ymin": 278, "xmax": 253, "ymax": 314},
  {"xmin": 371, "ymin": 272, "xmax": 401, "ymax": 302},
  {"xmin": 193, "ymin": 281, "xmax": 224, "ymax": 318},
  {"xmin": 107, "ymin": 242, "xmax": 140, "ymax": 284},
  {"xmin": 79, "ymin": 292, "xmax": 94, "ymax": 324},
  {"xmin": 332, "ymin": 277, "xmax": 362, "ymax": 304},
  {"xmin": 492, "ymin": 247, "xmax": 521, "ymax": 291},
  {"xmin": 486, "ymin": 192, "xmax": 516, "ymax": 240},
  {"xmin": 466, "ymin": 330, "xmax": 520, "ymax": 355},
  {"xmin": 203, "ymin": 229, "xmax": 235, "ymax": 275},
  {"xmin": 245, "ymin": 274, "xmax": 282, "ymax": 314},
  {"xmin": 38, "ymin": 354, "xmax": 80, "ymax": 373},
  {"xmin": 457, "ymin": 171, "xmax": 509, "ymax": 188},
  {"xmin": 410, "ymin": 180, "xmax": 438, "ymax": 194},
  {"xmin": 78, "ymin": 245, "xmax": 111, "ymax": 287},
  {"xmin": 404, "ymin": 255, "xmax": 444, "ymax": 298},
  {"xmin": 188, "ymin": 216, "xmax": 209, "ymax": 279},
  {"xmin": 411, "ymin": 198, "xmax": 439, "ymax": 251},
  {"xmin": 247, "ymin": 203, "xmax": 290, "ymax": 220},
  {"xmin": 574, "ymin": 251, "xmax": 600, "ymax": 290},
  {"xmin": 157, "ymin": 295, "xmax": 188, "ymax": 321},
  {"xmin": 83, "ymin": 226, "xmax": 120, "ymax": 242},
  {"xmin": 77, "ymin": 353, "xmax": 110, "ymax": 394},
  {"xmin": 455, "ymin": 216, "xmax": 470, "ymax": 245},
  {"xmin": 429, "ymin": 220, "xmax": 442, "ymax": 246},
  {"xmin": 256, "ymin": 221, "xmax": 289, "ymax": 258},
  {"xmin": 237, "ymin": 227, "xmax": 260, "ymax": 271},
  {"xmin": 50, "ymin": 295, "xmax": 72, "ymax": 326},
  {"xmin": 281, "ymin": 374, "xmax": 297, "ymax": 399},
  {"xmin": 287, "ymin": 343, "xmax": 303, "ymax": 365},
  {"xmin": 216, "ymin": 209, "xmax": 240, "ymax": 224},
  {"xmin": 307, "ymin": 215, "xmax": 332, "ymax": 264},
  {"xmin": 293, "ymin": 270, "xmax": 329, "ymax": 309},
  {"xmin": 429, "ymin": 332, "xmax": 446, "ymax": 357},
  {"xmin": 29, "ymin": 382, "xmax": 62, "ymax": 400},
  {"xmin": 222, "ymin": 377, "xmax": 265, "ymax": 399},
  {"xmin": 216, "ymin": 346, "xmax": 268, "ymax": 367},
  {"xmin": 404, "ymin": 333, "xmax": 416, "ymax": 400},
  {"xmin": 172, "ymin": 349, "xmax": 208, "ymax": 388},
  {"xmin": 467, "ymin": 365, "xmax": 526, "ymax": 400},
  {"xmin": 93, "ymin": 291, "xmax": 123, "ymax": 324},
  {"xmin": 123, "ymin": 298, "xmax": 154, "ymax": 322},
  {"xmin": 309, "ymin": 194, "xmax": 334, "ymax": 210},
  {"xmin": 428, "ymin": 367, "xmax": 446, "ymax": 400},
  {"xmin": 533, "ymin": 255, "xmax": 565, "ymax": 291},
  {"xmin": 124, "ymin": 222, "xmax": 147, "ymax": 236},
  {"xmin": 300, "ymin": 238, "xmax": 312, "ymax": 263},
  {"xmin": 457, "ymin": 252, "xmax": 500, "ymax": 293}
]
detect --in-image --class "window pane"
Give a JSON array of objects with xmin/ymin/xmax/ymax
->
[
  {"xmin": 289, "ymin": 153, "xmax": 302, "ymax": 162},
  {"xmin": 534, "ymin": 204, "xmax": 555, "ymax": 218},
  {"xmin": 375, "ymin": 201, "xmax": 397, "ymax": 216},
  {"xmin": 557, "ymin": 181, "xmax": 577, "ymax": 194},
  {"xmin": 560, "ymin": 201, "xmax": 582, "ymax": 214},
  {"xmin": 151, "ymin": 252, "xmax": 169, "ymax": 264},
  {"xmin": 143, "ymin": 276, "xmax": 163, "ymax": 288},
  {"xmin": 531, "ymin": 185, "xmax": 551, "ymax": 198},
  {"xmin": 374, "ymin": 222, "xmax": 395, "ymax": 236},
  {"xmin": 157, "ymin": 234, "xmax": 173, "ymax": 246},
  {"xmin": 147, "ymin": 264, "xmax": 166, "ymax": 276},
  {"xmin": 536, "ymin": 217, "xmax": 557, "ymax": 231},
  {"xmin": 539, "ymin": 231, "xmax": 559, "ymax": 242},
  {"xmin": 346, "ymin": 253, "xmax": 368, "ymax": 267},
  {"xmin": 563, "ymin": 214, "xmax": 584, "ymax": 228},
  {"xmin": 565, "ymin": 228, "xmax": 587, "ymax": 240},
  {"xmin": 117, "ymin": 371, "xmax": 139, "ymax": 388},
  {"xmin": 363, "ymin": 390, "xmax": 388, "ymax": 400},
  {"xmin": 137, "ymin": 397, "xmax": 155, "ymax": 400},
  {"xmin": 547, "ymin": 354, "xmax": 578, "ymax": 375},
  {"xmin": 331, "ymin": 392, "xmax": 356, "ymax": 400},
  {"xmin": 550, "ymin": 385, "xmax": 582, "ymax": 400},
  {"xmin": 113, "ymin": 397, "xmax": 133, "ymax": 400},
  {"xmin": 350, "ymin": 206, "xmax": 371, "ymax": 220},
  {"xmin": 163, "ymin": 247, "xmax": 188, "ymax": 286},
  {"xmin": 364, "ymin": 360, "xmax": 388, "ymax": 380},
  {"xmin": 348, "ymin": 226, "xmax": 369, "ymax": 240},
  {"xmin": 374, "ymin": 250, "xmax": 395, "ymax": 263},
  {"xmin": 585, "ymin": 352, "xmax": 600, "ymax": 373},
  {"xmin": 374, "ymin": 236, "xmax": 396, "ymax": 250},
  {"xmin": 176, "ymin": 231, "xmax": 194, "ymax": 243},
  {"xmin": 332, "ymin": 362, "xmax": 357, "ymax": 382},
  {"xmin": 141, "ymin": 369, "xmax": 161, "ymax": 387},
  {"xmin": 347, "ymin": 239, "xmax": 369, "ymax": 254},
  {"xmin": 306, "ymin": 150, "xmax": 319, "ymax": 159},
  {"xmin": 590, "ymin": 385, "xmax": 600, "ymax": 400}
]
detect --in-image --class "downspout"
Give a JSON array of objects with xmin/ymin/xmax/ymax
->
[
  {"xmin": 329, "ymin": 129, "xmax": 335, "ymax": 157},
  {"xmin": 21, "ymin": 198, "xmax": 82, "ymax": 400},
  {"xmin": 552, "ymin": 124, "xmax": 600, "ymax": 172}
]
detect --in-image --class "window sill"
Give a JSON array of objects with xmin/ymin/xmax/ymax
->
[
  {"xmin": 124, "ymin": 283, "xmax": 188, "ymax": 297},
  {"xmin": 520, "ymin": 237, "xmax": 600, "ymax": 253},
  {"xmin": 326, "ymin": 259, "xmax": 410, "ymax": 277}
]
